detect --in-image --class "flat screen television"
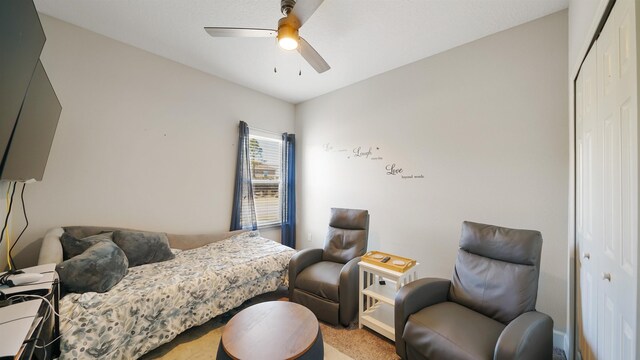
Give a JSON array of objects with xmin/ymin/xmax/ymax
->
[
  {"xmin": 0, "ymin": 0, "xmax": 46, "ymax": 176},
  {"xmin": 1, "ymin": 60, "xmax": 62, "ymax": 182},
  {"xmin": 1, "ymin": 0, "xmax": 61, "ymax": 182}
]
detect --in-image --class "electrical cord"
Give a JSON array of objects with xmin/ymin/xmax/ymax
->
[
  {"xmin": 0, "ymin": 269, "xmax": 25, "ymax": 286},
  {"xmin": 33, "ymin": 337, "xmax": 48, "ymax": 360},
  {"xmin": 33, "ymin": 298, "xmax": 54, "ymax": 354},
  {"xmin": 22, "ymin": 321, "xmax": 50, "ymax": 360},
  {"xmin": 8, "ymin": 293, "xmax": 73, "ymax": 351},
  {"xmin": 1, "ymin": 274, "xmax": 62, "ymax": 358},
  {"xmin": 0, "ymin": 270, "xmax": 60, "ymax": 300},
  {"xmin": 8, "ymin": 293, "xmax": 73, "ymax": 326},
  {"xmin": 9, "ymin": 182, "xmax": 28, "ymax": 269},
  {"xmin": 2, "ymin": 182, "xmax": 16, "ymax": 270}
]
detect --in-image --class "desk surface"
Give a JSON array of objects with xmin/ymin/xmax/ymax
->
[
  {"xmin": 0, "ymin": 264, "xmax": 57, "ymax": 296},
  {"xmin": 0, "ymin": 300, "xmax": 43, "ymax": 358},
  {"xmin": 221, "ymin": 301, "xmax": 318, "ymax": 359},
  {"xmin": 0, "ymin": 264, "xmax": 59, "ymax": 360}
]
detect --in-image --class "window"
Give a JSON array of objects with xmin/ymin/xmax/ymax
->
[{"xmin": 248, "ymin": 134, "xmax": 282, "ymax": 227}]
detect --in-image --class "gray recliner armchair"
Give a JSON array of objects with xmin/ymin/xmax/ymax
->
[
  {"xmin": 395, "ymin": 221, "xmax": 553, "ymax": 360},
  {"xmin": 289, "ymin": 208, "xmax": 369, "ymax": 326}
]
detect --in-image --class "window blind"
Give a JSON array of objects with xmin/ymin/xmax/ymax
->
[{"xmin": 248, "ymin": 133, "xmax": 282, "ymax": 227}]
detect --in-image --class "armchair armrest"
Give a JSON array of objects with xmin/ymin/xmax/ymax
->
[
  {"xmin": 395, "ymin": 277, "xmax": 451, "ymax": 359},
  {"xmin": 494, "ymin": 311, "xmax": 553, "ymax": 360},
  {"xmin": 338, "ymin": 256, "xmax": 361, "ymax": 326},
  {"xmin": 38, "ymin": 228, "xmax": 64, "ymax": 265},
  {"xmin": 288, "ymin": 248, "xmax": 324, "ymax": 299}
]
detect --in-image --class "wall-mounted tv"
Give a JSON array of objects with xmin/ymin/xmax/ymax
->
[
  {"xmin": 1, "ymin": 61, "xmax": 62, "ymax": 182},
  {"xmin": 0, "ymin": 0, "xmax": 46, "ymax": 176},
  {"xmin": 0, "ymin": 0, "xmax": 61, "ymax": 182}
]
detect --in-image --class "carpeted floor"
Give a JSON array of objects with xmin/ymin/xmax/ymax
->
[
  {"xmin": 141, "ymin": 287, "xmax": 398, "ymax": 360},
  {"xmin": 141, "ymin": 287, "xmax": 566, "ymax": 360}
]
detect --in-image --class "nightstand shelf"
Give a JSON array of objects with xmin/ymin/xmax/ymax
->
[
  {"xmin": 362, "ymin": 282, "xmax": 396, "ymax": 305},
  {"xmin": 358, "ymin": 259, "xmax": 419, "ymax": 341},
  {"xmin": 360, "ymin": 303, "xmax": 395, "ymax": 340}
]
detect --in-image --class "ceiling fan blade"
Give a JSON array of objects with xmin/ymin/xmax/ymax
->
[
  {"xmin": 297, "ymin": 37, "xmax": 330, "ymax": 73},
  {"xmin": 291, "ymin": 0, "xmax": 325, "ymax": 26},
  {"xmin": 204, "ymin": 27, "xmax": 276, "ymax": 38}
]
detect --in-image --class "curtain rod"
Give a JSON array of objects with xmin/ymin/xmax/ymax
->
[{"xmin": 248, "ymin": 125, "xmax": 286, "ymax": 136}]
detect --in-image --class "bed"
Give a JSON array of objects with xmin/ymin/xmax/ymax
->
[{"xmin": 38, "ymin": 229, "xmax": 296, "ymax": 360}]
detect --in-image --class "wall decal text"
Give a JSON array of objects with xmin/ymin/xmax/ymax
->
[{"xmin": 322, "ymin": 141, "xmax": 424, "ymax": 179}]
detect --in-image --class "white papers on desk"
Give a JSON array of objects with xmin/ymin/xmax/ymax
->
[
  {"xmin": 0, "ymin": 263, "xmax": 56, "ymax": 295},
  {"xmin": 0, "ymin": 299, "xmax": 42, "ymax": 357}
]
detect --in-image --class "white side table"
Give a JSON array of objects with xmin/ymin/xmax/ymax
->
[{"xmin": 358, "ymin": 260, "xmax": 419, "ymax": 341}]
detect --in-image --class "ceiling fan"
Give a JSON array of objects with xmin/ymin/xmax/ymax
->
[{"xmin": 204, "ymin": 0, "xmax": 330, "ymax": 73}]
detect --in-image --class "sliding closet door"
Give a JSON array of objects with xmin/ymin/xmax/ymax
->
[
  {"xmin": 576, "ymin": 0, "xmax": 638, "ymax": 358},
  {"xmin": 576, "ymin": 43, "xmax": 599, "ymax": 360},
  {"xmin": 595, "ymin": 0, "xmax": 637, "ymax": 357}
]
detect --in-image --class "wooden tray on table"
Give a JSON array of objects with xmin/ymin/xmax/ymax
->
[{"xmin": 361, "ymin": 251, "xmax": 416, "ymax": 272}]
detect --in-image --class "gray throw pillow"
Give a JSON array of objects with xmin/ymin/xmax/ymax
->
[
  {"xmin": 60, "ymin": 232, "xmax": 113, "ymax": 260},
  {"xmin": 56, "ymin": 241, "xmax": 128, "ymax": 293},
  {"xmin": 112, "ymin": 230, "xmax": 175, "ymax": 267}
]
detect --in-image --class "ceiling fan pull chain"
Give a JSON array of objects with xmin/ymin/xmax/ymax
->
[
  {"xmin": 299, "ymin": 70, "xmax": 302, "ymax": 76},
  {"xmin": 274, "ymin": 67, "xmax": 278, "ymax": 73}
]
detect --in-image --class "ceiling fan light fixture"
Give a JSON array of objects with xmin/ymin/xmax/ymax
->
[
  {"xmin": 278, "ymin": 35, "xmax": 299, "ymax": 50},
  {"xmin": 277, "ymin": 19, "xmax": 299, "ymax": 50},
  {"xmin": 205, "ymin": 0, "xmax": 330, "ymax": 73}
]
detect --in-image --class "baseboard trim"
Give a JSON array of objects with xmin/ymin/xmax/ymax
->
[{"xmin": 553, "ymin": 329, "xmax": 568, "ymax": 356}]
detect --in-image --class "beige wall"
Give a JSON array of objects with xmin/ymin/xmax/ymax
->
[
  {"xmin": 6, "ymin": 6, "xmax": 574, "ymax": 342},
  {"xmin": 8, "ymin": 15, "xmax": 294, "ymax": 268},
  {"xmin": 569, "ymin": 0, "xmax": 609, "ymax": 73},
  {"xmin": 295, "ymin": 10, "xmax": 569, "ymax": 336}
]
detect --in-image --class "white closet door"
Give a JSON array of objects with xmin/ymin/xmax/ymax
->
[
  {"xmin": 576, "ymin": 43, "xmax": 599, "ymax": 360},
  {"xmin": 576, "ymin": 0, "xmax": 638, "ymax": 358},
  {"xmin": 595, "ymin": 0, "xmax": 637, "ymax": 358}
]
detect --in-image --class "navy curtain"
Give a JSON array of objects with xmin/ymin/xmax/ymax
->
[
  {"xmin": 230, "ymin": 121, "xmax": 257, "ymax": 231},
  {"xmin": 281, "ymin": 133, "xmax": 296, "ymax": 248}
]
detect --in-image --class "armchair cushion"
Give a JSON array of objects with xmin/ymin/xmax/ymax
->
[
  {"xmin": 322, "ymin": 227, "xmax": 367, "ymax": 263},
  {"xmin": 328, "ymin": 208, "xmax": 368, "ymax": 229},
  {"xmin": 322, "ymin": 208, "xmax": 369, "ymax": 263},
  {"xmin": 449, "ymin": 221, "xmax": 542, "ymax": 324},
  {"xmin": 449, "ymin": 250, "xmax": 539, "ymax": 323},
  {"xmin": 395, "ymin": 278, "xmax": 452, "ymax": 359},
  {"xmin": 459, "ymin": 221, "xmax": 542, "ymax": 265},
  {"xmin": 404, "ymin": 302, "xmax": 505, "ymax": 360},
  {"xmin": 295, "ymin": 261, "xmax": 342, "ymax": 302}
]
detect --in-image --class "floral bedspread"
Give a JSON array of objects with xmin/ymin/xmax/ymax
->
[{"xmin": 58, "ymin": 231, "xmax": 296, "ymax": 360}]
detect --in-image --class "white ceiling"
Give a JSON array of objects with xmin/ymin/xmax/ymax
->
[{"xmin": 34, "ymin": 0, "xmax": 569, "ymax": 104}]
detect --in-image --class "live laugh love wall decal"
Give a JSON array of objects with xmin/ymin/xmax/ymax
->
[{"xmin": 323, "ymin": 142, "xmax": 424, "ymax": 180}]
